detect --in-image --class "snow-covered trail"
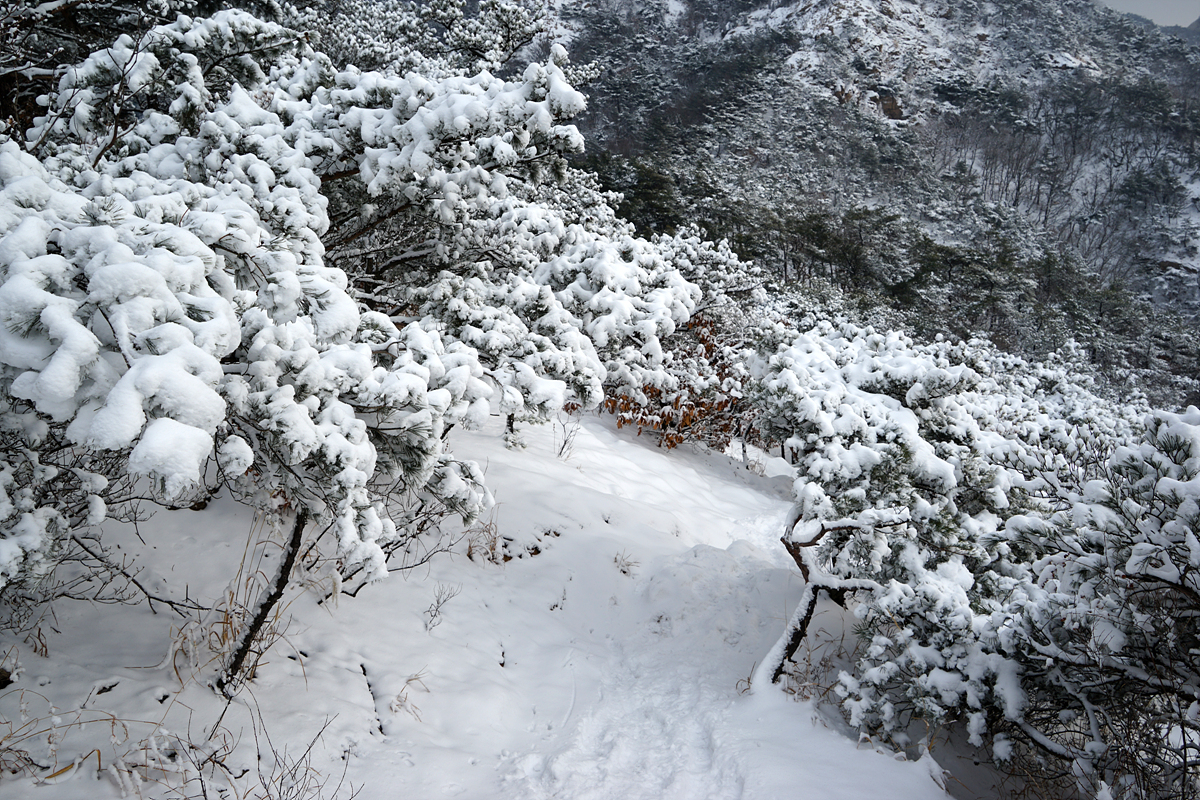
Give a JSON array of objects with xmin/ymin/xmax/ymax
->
[
  {"xmin": 503, "ymin": 543, "xmax": 780, "ymax": 800},
  {"xmin": 296, "ymin": 416, "xmax": 951, "ymax": 799},
  {"xmin": 0, "ymin": 415, "xmax": 951, "ymax": 800},
  {"xmin": 501, "ymin": 542, "xmax": 858, "ymax": 800}
]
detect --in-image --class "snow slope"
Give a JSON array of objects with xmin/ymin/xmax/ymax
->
[{"xmin": 0, "ymin": 415, "xmax": 951, "ymax": 799}]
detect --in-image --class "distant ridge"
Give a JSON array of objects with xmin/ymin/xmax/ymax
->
[{"xmin": 1162, "ymin": 14, "xmax": 1200, "ymax": 42}]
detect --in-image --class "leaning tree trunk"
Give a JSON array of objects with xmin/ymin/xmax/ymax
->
[
  {"xmin": 753, "ymin": 506, "xmax": 850, "ymax": 688},
  {"xmin": 216, "ymin": 508, "xmax": 309, "ymax": 697}
]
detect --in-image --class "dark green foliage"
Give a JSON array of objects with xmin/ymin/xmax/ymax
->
[{"xmin": 579, "ymin": 152, "xmax": 686, "ymax": 236}]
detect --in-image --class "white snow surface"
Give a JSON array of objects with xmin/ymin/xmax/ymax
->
[{"xmin": 0, "ymin": 416, "xmax": 950, "ymax": 799}]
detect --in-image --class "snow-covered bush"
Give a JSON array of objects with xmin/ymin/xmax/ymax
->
[
  {"xmin": 751, "ymin": 320, "xmax": 1200, "ymax": 795},
  {"xmin": 603, "ymin": 228, "xmax": 758, "ymax": 449},
  {"xmin": 0, "ymin": 11, "xmax": 496, "ymax": 598},
  {"xmin": 1003, "ymin": 406, "xmax": 1200, "ymax": 797},
  {"xmin": 0, "ymin": 1, "xmax": 707, "ymax": 639},
  {"xmin": 751, "ymin": 321, "xmax": 1093, "ymax": 703},
  {"xmin": 273, "ymin": 1, "xmax": 701, "ymax": 437}
]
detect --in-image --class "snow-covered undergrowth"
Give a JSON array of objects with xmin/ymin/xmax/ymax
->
[{"xmin": 0, "ymin": 415, "xmax": 952, "ymax": 800}]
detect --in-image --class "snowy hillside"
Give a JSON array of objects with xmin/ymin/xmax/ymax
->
[
  {"xmin": 567, "ymin": 0, "xmax": 1200, "ymax": 405},
  {"xmin": 728, "ymin": 0, "xmax": 1178, "ymax": 117},
  {"xmin": 0, "ymin": 414, "xmax": 953, "ymax": 800},
  {"xmin": 2, "ymin": 4, "xmax": 1199, "ymax": 799}
]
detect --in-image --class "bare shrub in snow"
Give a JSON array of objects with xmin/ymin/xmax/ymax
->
[{"xmin": 423, "ymin": 582, "xmax": 461, "ymax": 631}]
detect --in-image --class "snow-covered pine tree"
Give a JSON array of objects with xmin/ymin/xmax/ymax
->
[
  {"xmin": 751, "ymin": 318, "xmax": 1200, "ymax": 795},
  {"xmin": 1, "ymin": 10, "xmax": 495, "ymax": 617},
  {"xmin": 278, "ymin": 0, "xmax": 708, "ymax": 441},
  {"xmin": 0, "ymin": 1, "xmax": 708, "ymax": 655},
  {"xmin": 1001, "ymin": 406, "xmax": 1200, "ymax": 797},
  {"xmin": 287, "ymin": 0, "xmax": 552, "ymax": 75},
  {"xmin": 750, "ymin": 321, "xmax": 1070, "ymax": 717}
]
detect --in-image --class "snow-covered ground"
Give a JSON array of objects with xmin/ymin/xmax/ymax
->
[{"xmin": 0, "ymin": 415, "xmax": 952, "ymax": 799}]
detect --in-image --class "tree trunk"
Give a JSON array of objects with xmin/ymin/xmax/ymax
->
[{"xmin": 217, "ymin": 507, "xmax": 309, "ymax": 697}]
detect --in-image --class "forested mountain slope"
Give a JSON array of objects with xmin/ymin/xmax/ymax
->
[{"xmin": 564, "ymin": 0, "xmax": 1200, "ymax": 406}]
